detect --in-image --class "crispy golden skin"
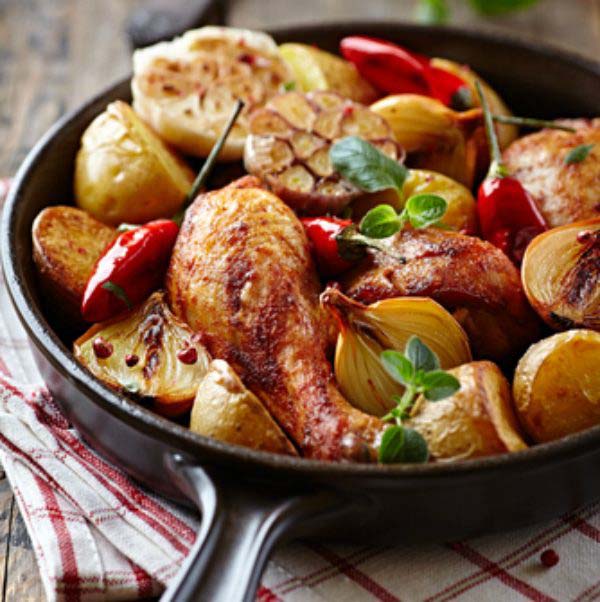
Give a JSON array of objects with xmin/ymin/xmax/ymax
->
[
  {"xmin": 341, "ymin": 228, "xmax": 540, "ymax": 362},
  {"xmin": 32, "ymin": 206, "xmax": 115, "ymax": 326},
  {"xmin": 167, "ymin": 177, "xmax": 385, "ymax": 461},
  {"xmin": 503, "ymin": 119, "xmax": 600, "ymax": 228}
]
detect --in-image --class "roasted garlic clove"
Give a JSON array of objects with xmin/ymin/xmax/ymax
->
[
  {"xmin": 350, "ymin": 168, "xmax": 477, "ymax": 233},
  {"xmin": 74, "ymin": 291, "xmax": 210, "ymax": 416},
  {"xmin": 430, "ymin": 58, "xmax": 518, "ymax": 150},
  {"xmin": 407, "ymin": 361, "xmax": 527, "ymax": 461},
  {"xmin": 190, "ymin": 359, "xmax": 298, "ymax": 455},
  {"xmin": 369, "ymin": 94, "xmax": 482, "ymax": 188},
  {"xmin": 513, "ymin": 330, "xmax": 600, "ymax": 443},
  {"xmin": 522, "ymin": 218, "xmax": 599, "ymax": 331},
  {"xmin": 244, "ymin": 91, "xmax": 403, "ymax": 215},
  {"xmin": 321, "ymin": 288, "xmax": 472, "ymax": 416}
]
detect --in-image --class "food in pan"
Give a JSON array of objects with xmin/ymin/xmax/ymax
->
[
  {"xmin": 521, "ymin": 218, "xmax": 599, "ymax": 330},
  {"xmin": 407, "ymin": 361, "xmax": 527, "ymax": 461},
  {"xmin": 190, "ymin": 359, "xmax": 298, "ymax": 455},
  {"xmin": 32, "ymin": 206, "xmax": 115, "ymax": 326},
  {"xmin": 74, "ymin": 292, "xmax": 210, "ymax": 416},
  {"xmin": 132, "ymin": 27, "xmax": 292, "ymax": 160},
  {"xmin": 244, "ymin": 90, "xmax": 402, "ymax": 214},
  {"xmin": 279, "ymin": 43, "xmax": 378, "ymax": 104},
  {"xmin": 31, "ymin": 26, "xmax": 600, "ymax": 465},
  {"xmin": 513, "ymin": 330, "xmax": 600, "ymax": 443},
  {"xmin": 503, "ymin": 119, "xmax": 600, "ymax": 228},
  {"xmin": 75, "ymin": 101, "xmax": 194, "ymax": 225}
]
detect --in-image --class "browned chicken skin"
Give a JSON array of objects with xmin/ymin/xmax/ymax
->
[
  {"xmin": 503, "ymin": 119, "xmax": 600, "ymax": 228},
  {"xmin": 341, "ymin": 227, "xmax": 540, "ymax": 362},
  {"xmin": 167, "ymin": 177, "xmax": 384, "ymax": 461}
]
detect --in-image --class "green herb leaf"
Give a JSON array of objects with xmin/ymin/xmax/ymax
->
[
  {"xmin": 101, "ymin": 281, "xmax": 132, "ymax": 310},
  {"xmin": 380, "ymin": 350, "xmax": 414, "ymax": 385},
  {"xmin": 401, "ymin": 428, "xmax": 429, "ymax": 463},
  {"xmin": 378, "ymin": 425, "xmax": 405, "ymax": 463},
  {"xmin": 416, "ymin": 0, "xmax": 450, "ymax": 23},
  {"xmin": 283, "ymin": 81, "xmax": 296, "ymax": 92},
  {"xmin": 405, "ymin": 336, "xmax": 440, "ymax": 372},
  {"xmin": 468, "ymin": 0, "xmax": 540, "ymax": 16},
  {"xmin": 404, "ymin": 194, "xmax": 448, "ymax": 229},
  {"xmin": 422, "ymin": 370, "xmax": 461, "ymax": 401},
  {"xmin": 564, "ymin": 144, "xmax": 595, "ymax": 165},
  {"xmin": 330, "ymin": 136, "xmax": 408, "ymax": 196},
  {"xmin": 359, "ymin": 204, "xmax": 401, "ymax": 239}
]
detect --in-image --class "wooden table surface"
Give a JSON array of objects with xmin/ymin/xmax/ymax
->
[{"xmin": 0, "ymin": 0, "xmax": 598, "ymax": 599}]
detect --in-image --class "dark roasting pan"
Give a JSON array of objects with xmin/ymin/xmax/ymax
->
[{"xmin": 2, "ymin": 23, "xmax": 600, "ymax": 602}]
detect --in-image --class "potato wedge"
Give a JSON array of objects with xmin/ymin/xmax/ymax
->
[
  {"xmin": 513, "ymin": 330, "xmax": 600, "ymax": 443},
  {"xmin": 244, "ymin": 91, "xmax": 403, "ymax": 215},
  {"xmin": 132, "ymin": 27, "xmax": 293, "ymax": 160},
  {"xmin": 407, "ymin": 361, "xmax": 527, "ymax": 461},
  {"xmin": 279, "ymin": 43, "xmax": 378, "ymax": 105},
  {"xmin": 522, "ymin": 218, "xmax": 599, "ymax": 331},
  {"xmin": 370, "ymin": 94, "xmax": 482, "ymax": 188},
  {"xmin": 74, "ymin": 291, "xmax": 210, "ymax": 417},
  {"xmin": 351, "ymin": 169, "xmax": 477, "ymax": 233},
  {"xmin": 75, "ymin": 101, "xmax": 194, "ymax": 226},
  {"xmin": 32, "ymin": 206, "xmax": 115, "ymax": 326},
  {"xmin": 190, "ymin": 359, "xmax": 298, "ymax": 455}
]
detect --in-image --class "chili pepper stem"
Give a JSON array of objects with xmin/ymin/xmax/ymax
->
[
  {"xmin": 492, "ymin": 114, "xmax": 576, "ymax": 133},
  {"xmin": 173, "ymin": 99, "xmax": 245, "ymax": 225},
  {"xmin": 475, "ymin": 81, "xmax": 506, "ymax": 178}
]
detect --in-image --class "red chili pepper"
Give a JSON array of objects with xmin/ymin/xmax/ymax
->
[
  {"xmin": 340, "ymin": 36, "xmax": 469, "ymax": 108},
  {"xmin": 475, "ymin": 82, "xmax": 547, "ymax": 264},
  {"xmin": 301, "ymin": 217, "xmax": 354, "ymax": 277},
  {"xmin": 81, "ymin": 219, "xmax": 179, "ymax": 322}
]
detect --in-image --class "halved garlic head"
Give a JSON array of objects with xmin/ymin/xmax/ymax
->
[
  {"xmin": 513, "ymin": 330, "xmax": 600, "ymax": 443},
  {"xmin": 522, "ymin": 218, "xmax": 599, "ymax": 331},
  {"xmin": 74, "ymin": 291, "xmax": 210, "ymax": 416},
  {"xmin": 430, "ymin": 58, "xmax": 518, "ymax": 150},
  {"xmin": 190, "ymin": 359, "xmax": 297, "ymax": 455},
  {"xmin": 407, "ymin": 361, "xmax": 527, "ymax": 461},
  {"xmin": 321, "ymin": 289, "xmax": 472, "ymax": 416},
  {"xmin": 244, "ymin": 91, "xmax": 403, "ymax": 215},
  {"xmin": 369, "ymin": 94, "xmax": 482, "ymax": 187}
]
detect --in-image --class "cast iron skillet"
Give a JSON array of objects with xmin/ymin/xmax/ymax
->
[{"xmin": 2, "ymin": 22, "xmax": 600, "ymax": 602}]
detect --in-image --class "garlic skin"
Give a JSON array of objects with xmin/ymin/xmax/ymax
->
[{"xmin": 321, "ymin": 289, "xmax": 472, "ymax": 417}]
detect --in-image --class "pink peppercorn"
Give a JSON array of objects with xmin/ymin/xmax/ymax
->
[{"xmin": 540, "ymin": 549, "xmax": 559, "ymax": 568}]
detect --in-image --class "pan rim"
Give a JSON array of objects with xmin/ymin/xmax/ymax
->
[{"xmin": 2, "ymin": 21, "xmax": 600, "ymax": 482}]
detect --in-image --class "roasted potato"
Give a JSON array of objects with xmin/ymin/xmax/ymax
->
[
  {"xmin": 369, "ymin": 94, "xmax": 482, "ymax": 188},
  {"xmin": 32, "ymin": 206, "xmax": 115, "ymax": 326},
  {"xmin": 351, "ymin": 169, "xmax": 477, "ymax": 233},
  {"xmin": 513, "ymin": 330, "xmax": 600, "ymax": 443},
  {"xmin": 279, "ymin": 43, "xmax": 378, "ymax": 104},
  {"xmin": 407, "ymin": 361, "xmax": 527, "ymax": 461},
  {"xmin": 190, "ymin": 359, "xmax": 298, "ymax": 455},
  {"xmin": 132, "ymin": 26, "xmax": 293, "ymax": 160},
  {"xmin": 503, "ymin": 119, "xmax": 600, "ymax": 228},
  {"xmin": 74, "ymin": 291, "xmax": 210, "ymax": 416},
  {"xmin": 244, "ymin": 91, "xmax": 403, "ymax": 215},
  {"xmin": 75, "ymin": 101, "xmax": 194, "ymax": 226},
  {"xmin": 522, "ymin": 218, "xmax": 599, "ymax": 331}
]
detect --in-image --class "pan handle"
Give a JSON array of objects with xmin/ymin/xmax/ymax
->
[{"xmin": 162, "ymin": 453, "xmax": 355, "ymax": 602}]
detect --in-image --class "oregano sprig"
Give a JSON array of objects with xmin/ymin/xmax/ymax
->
[{"xmin": 378, "ymin": 336, "xmax": 460, "ymax": 464}]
